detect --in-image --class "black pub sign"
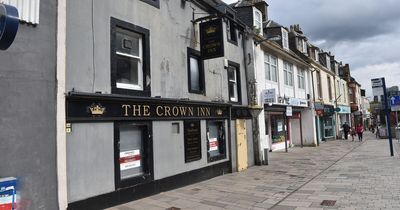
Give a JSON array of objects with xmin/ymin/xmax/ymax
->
[
  {"xmin": 200, "ymin": 18, "xmax": 224, "ymax": 60},
  {"xmin": 67, "ymin": 95, "xmax": 229, "ymax": 122}
]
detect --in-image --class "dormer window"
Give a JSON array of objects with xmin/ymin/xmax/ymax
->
[
  {"xmin": 314, "ymin": 49, "xmax": 319, "ymax": 61},
  {"xmin": 253, "ymin": 8, "xmax": 262, "ymax": 35},
  {"xmin": 282, "ymin": 28, "xmax": 289, "ymax": 50},
  {"xmin": 301, "ymin": 39, "xmax": 307, "ymax": 54}
]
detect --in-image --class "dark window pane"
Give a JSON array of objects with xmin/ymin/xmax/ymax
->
[{"xmin": 116, "ymin": 55, "xmax": 139, "ymax": 86}]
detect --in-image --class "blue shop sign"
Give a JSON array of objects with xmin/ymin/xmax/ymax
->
[
  {"xmin": 0, "ymin": 3, "xmax": 19, "ymax": 50},
  {"xmin": 337, "ymin": 105, "xmax": 351, "ymax": 114}
]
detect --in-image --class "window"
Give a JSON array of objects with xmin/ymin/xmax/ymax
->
[
  {"xmin": 283, "ymin": 61, "xmax": 293, "ymax": 86},
  {"xmin": 253, "ymin": 9, "xmax": 262, "ymax": 34},
  {"xmin": 207, "ymin": 121, "xmax": 226, "ymax": 162},
  {"xmin": 297, "ymin": 68, "xmax": 305, "ymax": 89},
  {"xmin": 111, "ymin": 18, "xmax": 150, "ymax": 96},
  {"xmin": 315, "ymin": 49, "xmax": 319, "ymax": 62},
  {"xmin": 115, "ymin": 122, "xmax": 153, "ymax": 188},
  {"xmin": 324, "ymin": 117, "xmax": 334, "ymax": 138},
  {"xmin": 227, "ymin": 17, "xmax": 237, "ymax": 44},
  {"xmin": 140, "ymin": 0, "xmax": 160, "ymax": 8},
  {"xmin": 227, "ymin": 62, "xmax": 241, "ymax": 103},
  {"xmin": 282, "ymin": 28, "xmax": 289, "ymax": 50},
  {"xmin": 343, "ymin": 84, "xmax": 346, "ymax": 103},
  {"xmin": 187, "ymin": 48, "xmax": 205, "ymax": 94},
  {"xmin": 327, "ymin": 76, "xmax": 333, "ymax": 101},
  {"xmin": 264, "ymin": 54, "xmax": 278, "ymax": 82},
  {"xmin": 316, "ymin": 71, "xmax": 322, "ymax": 99},
  {"xmin": 337, "ymin": 81, "xmax": 340, "ymax": 102},
  {"xmin": 301, "ymin": 39, "xmax": 307, "ymax": 53}
]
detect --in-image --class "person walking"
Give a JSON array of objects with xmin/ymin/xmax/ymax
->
[
  {"xmin": 356, "ymin": 123, "xmax": 364, "ymax": 142},
  {"xmin": 342, "ymin": 122, "xmax": 350, "ymax": 140}
]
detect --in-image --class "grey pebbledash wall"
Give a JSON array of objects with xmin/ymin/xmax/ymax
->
[{"xmin": 0, "ymin": 0, "xmax": 58, "ymax": 209}]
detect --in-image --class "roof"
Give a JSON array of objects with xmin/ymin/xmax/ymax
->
[
  {"xmin": 231, "ymin": 0, "xmax": 267, "ymax": 8},
  {"xmin": 265, "ymin": 20, "xmax": 283, "ymax": 28}
]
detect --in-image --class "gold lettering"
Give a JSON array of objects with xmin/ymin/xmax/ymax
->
[
  {"xmin": 200, "ymin": 107, "xmax": 206, "ymax": 116},
  {"xmin": 132, "ymin": 105, "xmax": 141, "ymax": 116},
  {"xmin": 172, "ymin": 106, "xmax": 179, "ymax": 117},
  {"xmin": 156, "ymin": 106, "xmax": 163, "ymax": 116},
  {"xmin": 205, "ymin": 107, "xmax": 211, "ymax": 116},
  {"xmin": 143, "ymin": 105, "xmax": 150, "ymax": 117},
  {"xmin": 164, "ymin": 106, "xmax": 171, "ymax": 116},
  {"xmin": 179, "ymin": 107, "xmax": 187, "ymax": 116},
  {"xmin": 188, "ymin": 107, "xmax": 194, "ymax": 116},
  {"xmin": 122, "ymin": 104, "xmax": 131, "ymax": 117}
]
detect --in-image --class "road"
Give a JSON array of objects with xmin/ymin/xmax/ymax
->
[{"xmin": 108, "ymin": 132, "xmax": 400, "ymax": 210}]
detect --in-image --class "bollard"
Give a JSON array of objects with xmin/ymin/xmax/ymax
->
[{"xmin": 263, "ymin": 148, "xmax": 269, "ymax": 165}]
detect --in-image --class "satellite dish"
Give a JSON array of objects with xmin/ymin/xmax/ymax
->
[{"xmin": 0, "ymin": 3, "xmax": 19, "ymax": 50}]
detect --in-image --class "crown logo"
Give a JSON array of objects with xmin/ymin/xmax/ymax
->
[
  {"xmin": 206, "ymin": 26, "xmax": 217, "ymax": 34},
  {"xmin": 216, "ymin": 109, "xmax": 223, "ymax": 116},
  {"xmin": 88, "ymin": 103, "xmax": 106, "ymax": 116}
]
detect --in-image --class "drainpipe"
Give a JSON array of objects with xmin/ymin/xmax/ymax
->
[{"xmin": 310, "ymin": 68, "xmax": 319, "ymax": 146}]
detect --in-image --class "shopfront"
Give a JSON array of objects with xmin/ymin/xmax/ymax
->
[{"xmin": 66, "ymin": 94, "xmax": 232, "ymax": 209}]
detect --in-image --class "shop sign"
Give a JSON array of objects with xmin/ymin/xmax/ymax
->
[
  {"xmin": 286, "ymin": 106, "xmax": 292, "ymax": 117},
  {"xmin": 314, "ymin": 102, "xmax": 324, "ymax": 110},
  {"xmin": 231, "ymin": 106, "xmax": 252, "ymax": 119},
  {"xmin": 315, "ymin": 109, "xmax": 324, "ymax": 116},
  {"xmin": 184, "ymin": 120, "xmax": 202, "ymax": 162},
  {"xmin": 0, "ymin": 4, "xmax": 19, "ymax": 50},
  {"xmin": 200, "ymin": 18, "xmax": 224, "ymax": 60},
  {"xmin": 337, "ymin": 105, "xmax": 350, "ymax": 114},
  {"xmin": 67, "ymin": 95, "xmax": 230, "ymax": 122},
  {"xmin": 0, "ymin": 177, "xmax": 17, "ymax": 209},
  {"xmin": 262, "ymin": 89, "xmax": 276, "ymax": 103},
  {"xmin": 289, "ymin": 98, "xmax": 308, "ymax": 107},
  {"xmin": 323, "ymin": 105, "xmax": 335, "ymax": 116},
  {"xmin": 120, "ymin": 150, "xmax": 141, "ymax": 170}
]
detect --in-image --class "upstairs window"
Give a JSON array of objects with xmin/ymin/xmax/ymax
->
[
  {"xmin": 301, "ymin": 39, "xmax": 308, "ymax": 53},
  {"xmin": 226, "ymin": 13, "xmax": 238, "ymax": 44},
  {"xmin": 264, "ymin": 54, "xmax": 278, "ymax": 82},
  {"xmin": 115, "ymin": 28, "xmax": 143, "ymax": 90},
  {"xmin": 283, "ymin": 61, "xmax": 293, "ymax": 86},
  {"xmin": 282, "ymin": 28, "xmax": 289, "ymax": 50},
  {"xmin": 297, "ymin": 68, "xmax": 305, "ymax": 89},
  {"xmin": 227, "ymin": 62, "xmax": 241, "ymax": 103},
  {"xmin": 111, "ymin": 18, "xmax": 150, "ymax": 96},
  {"xmin": 316, "ymin": 71, "xmax": 322, "ymax": 99},
  {"xmin": 253, "ymin": 9, "xmax": 262, "ymax": 34},
  {"xmin": 187, "ymin": 48, "xmax": 205, "ymax": 94},
  {"xmin": 139, "ymin": 0, "xmax": 160, "ymax": 8},
  {"xmin": 327, "ymin": 76, "xmax": 333, "ymax": 101}
]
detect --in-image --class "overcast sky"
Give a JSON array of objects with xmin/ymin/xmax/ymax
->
[{"xmin": 223, "ymin": 0, "xmax": 400, "ymax": 97}]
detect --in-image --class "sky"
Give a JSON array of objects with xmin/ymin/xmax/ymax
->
[{"xmin": 223, "ymin": 0, "xmax": 400, "ymax": 97}]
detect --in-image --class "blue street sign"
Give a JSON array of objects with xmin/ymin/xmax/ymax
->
[{"xmin": 390, "ymin": 95, "xmax": 400, "ymax": 106}]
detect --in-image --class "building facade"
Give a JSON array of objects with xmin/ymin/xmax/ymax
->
[
  {"xmin": 0, "ymin": 1, "xmax": 59, "ymax": 209},
  {"xmin": 59, "ymin": 0, "xmax": 254, "ymax": 208}
]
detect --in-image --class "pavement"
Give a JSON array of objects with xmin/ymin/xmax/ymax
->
[{"xmin": 107, "ymin": 132, "xmax": 400, "ymax": 210}]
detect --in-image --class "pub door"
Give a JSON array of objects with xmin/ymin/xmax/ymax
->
[
  {"xmin": 236, "ymin": 119, "xmax": 248, "ymax": 171},
  {"xmin": 114, "ymin": 121, "xmax": 153, "ymax": 188}
]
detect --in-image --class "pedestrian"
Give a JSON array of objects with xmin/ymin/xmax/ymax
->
[
  {"xmin": 356, "ymin": 123, "xmax": 364, "ymax": 142},
  {"xmin": 342, "ymin": 122, "xmax": 350, "ymax": 140},
  {"xmin": 350, "ymin": 127, "xmax": 356, "ymax": 141}
]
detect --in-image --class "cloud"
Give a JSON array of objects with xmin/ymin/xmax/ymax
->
[
  {"xmin": 267, "ymin": 0, "xmax": 400, "ymax": 44},
  {"xmin": 352, "ymin": 62, "xmax": 400, "ymax": 97}
]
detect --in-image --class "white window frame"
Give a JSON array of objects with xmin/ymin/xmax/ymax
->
[
  {"xmin": 228, "ymin": 65, "xmax": 238, "ymax": 102},
  {"xmin": 264, "ymin": 54, "xmax": 278, "ymax": 82},
  {"xmin": 297, "ymin": 68, "xmax": 305, "ymax": 89},
  {"xmin": 115, "ymin": 31, "xmax": 144, "ymax": 91},
  {"xmin": 282, "ymin": 28, "xmax": 289, "ymax": 50},
  {"xmin": 315, "ymin": 49, "xmax": 319, "ymax": 62},
  {"xmin": 253, "ymin": 8, "xmax": 262, "ymax": 35},
  {"xmin": 302, "ymin": 39, "xmax": 307, "ymax": 53},
  {"xmin": 283, "ymin": 61, "xmax": 293, "ymax": 86}
]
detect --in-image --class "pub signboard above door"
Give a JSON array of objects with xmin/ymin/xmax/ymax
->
[
  {"xmin": 66, "ymin": 94, "xmax": 230, "ymax": 122},
  {"xmin": 200, "ymin": 18, "xmax": 224, "ymax": 60}
]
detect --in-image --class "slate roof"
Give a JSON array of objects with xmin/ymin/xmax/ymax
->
[{"xmin": 231, "ymin": 0, "xmax": 267, "ymax": 8}]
